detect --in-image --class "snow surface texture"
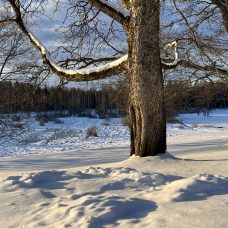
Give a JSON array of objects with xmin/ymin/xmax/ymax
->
[
  {"xmin": 0, "ymin": 109, "xmax": 228, "ymax": 227},
  {"xmin": 1, "ymin": 109, "xmax": 228, "ymax": 157},
  {"xmin": 0, "ymin": 155, "xmax": 228, "ymax": 227},
  {"xmin": 0, "ymin": 117, "xmax": 130, "ymax": 157}
]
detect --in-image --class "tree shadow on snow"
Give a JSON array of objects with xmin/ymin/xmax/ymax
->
[
  {"xmin": 88, "ymin": 196, "xmax": 157, "ymax": 227},
  {"xmin": 3, "ymin": 170, "xmax": 73, "ymax": 190}
]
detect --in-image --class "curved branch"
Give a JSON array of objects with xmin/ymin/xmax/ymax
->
[
  {"xmin": 7, "ymin": 0, "xmax": 128, "ymax": 82},
  {"xmin": 28, "ymin": 32, "xmax": 128, "ymax": 81},
  {"xmin": 88, "ymin": 0, "xmax": 130, "ymax": 29},
  {"xmin": 58, "ymin": 56, "xmax": 119, "ymax": 68},
  {"xmin": 162, "ymin": 59, "xmax": 228, "ymax": 76},
  {"xmin": 162, "ymin": 41, "xmax": 178, "ymax": 66}
]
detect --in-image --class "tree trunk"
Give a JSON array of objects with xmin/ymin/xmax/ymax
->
[{"xmin": 128, "ymin": 0, "xmax": 166, "ymax": 156}]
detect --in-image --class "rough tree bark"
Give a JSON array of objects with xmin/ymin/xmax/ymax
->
[{"xmin": 128, "ymin": 0, "xmax": 166, "ymax": 156}]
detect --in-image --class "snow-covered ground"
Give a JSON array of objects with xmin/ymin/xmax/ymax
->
[
  {"xmin": 0, "ymin": 109, "xmax": 227, "ymax": 228},
  {"xmin": 1, "ymin": 109, "xmax": 228, "ymax": 158},
  {"xmin": 0, "ymin": 117, "xmax": 130, "ymax": 157}
]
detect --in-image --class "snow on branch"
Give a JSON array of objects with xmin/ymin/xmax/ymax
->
[
  {"xmin": 161, "ymin": 40, "xmax": 228, "ymax": 76},
  {"xmin": 164, "ymin": 59, "xmax": 228, "ymax": 76},
  {"xmin": 162, "ymin": 41, "xmax": 178, "ymax": 66},
  {"xmin": 88, "ymin": 0, "xmax": 130, "ymax": 28},
  {"xmin": 98, "ymin": 0, "xmax": 130, "ymax": 17},
  {"xmin": 5, "ymin": 0, "xmax": 128, "ymax": 82},
  {"xmin": 27, "ymin": 32, "xmax": 128, "ymax": 81},
  {"xmin": 5, "ymin": 0, "xmax": 129, "ymax": 81}
]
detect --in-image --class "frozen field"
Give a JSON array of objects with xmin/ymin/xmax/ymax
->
[
  {"xmin": 0, "ymin": 117, "xmax": 129, "ymax": 157},
  {"xmin": 0, "ymin": 109, "xmax": 227, "ymax": 228},
  {"xmin": 1, "ymin": 109, "xmax": 228, "ymax": 158}
]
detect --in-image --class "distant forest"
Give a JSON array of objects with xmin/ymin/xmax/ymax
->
[{"xmin": 0, "ymin": 80, "xmax": 228, "ymax": 118}]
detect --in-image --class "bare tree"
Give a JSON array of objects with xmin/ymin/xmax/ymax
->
[{"xmin": 0, "ymin": 0, "xmax": 227, "ymax": 156}]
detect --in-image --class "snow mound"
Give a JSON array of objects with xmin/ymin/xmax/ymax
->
[
  {"xmin": 116, "ymin": 152, "xmax": 181, "ymax": 170},
  {"xmin": 1, "ymin": 167, "xmax": 171, "ymax": 192},
  {"xmin": 1, "ymin": 170, "xmax": 72, "ymax": 191},
  {"xmin": 80, "ymin": 167, "xmax": 169, "ymax": 186},
  {"xmin": 162, "ymin": 173, "xmax": 228, "ymax": 202},
  {"xmin": 130, "ymin": 152, "xmax": 179, "ymax": 160},
  {"xmin": 0, "ymin": 167, "xmax": 166, "ymax": 227},
  {"xmin": 0, "ymin": 166, "xmax": 228, "ymax": 227}
]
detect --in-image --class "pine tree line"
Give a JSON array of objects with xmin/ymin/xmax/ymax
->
[
  {"xmin": 0, "ymin": 80, "xmax": 228, "ymax": 117},
  {"xmin": 0, "ymin": 81, "xmax": 127, "ymax": 117}
]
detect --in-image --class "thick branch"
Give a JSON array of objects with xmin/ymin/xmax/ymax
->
[
  {"xmin": 6, "ymin": 0, "xmax": 128, "ymax": 82},
  {"xmin": 162, "ymin": 59, "xmax": 228, "ymax": 76},
  {"xmin": 88, "ymin": 0, "xmax": 130, "ymax": 29},
  {"xmin": 58, "ymin": 56, "xmax": 119, "ymax": 68},
  {"xmin": 0, "ymin": 18, "xmax": 16, "ymax": 26}
]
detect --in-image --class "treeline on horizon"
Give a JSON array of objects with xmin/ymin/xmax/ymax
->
[
  {"xmin": 0, "ymin": 80, "xmax": 228, "ymax": 118},
  {"xmin": 0, "ymin": 81, "xmax": 127, "ymax": 117}
]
